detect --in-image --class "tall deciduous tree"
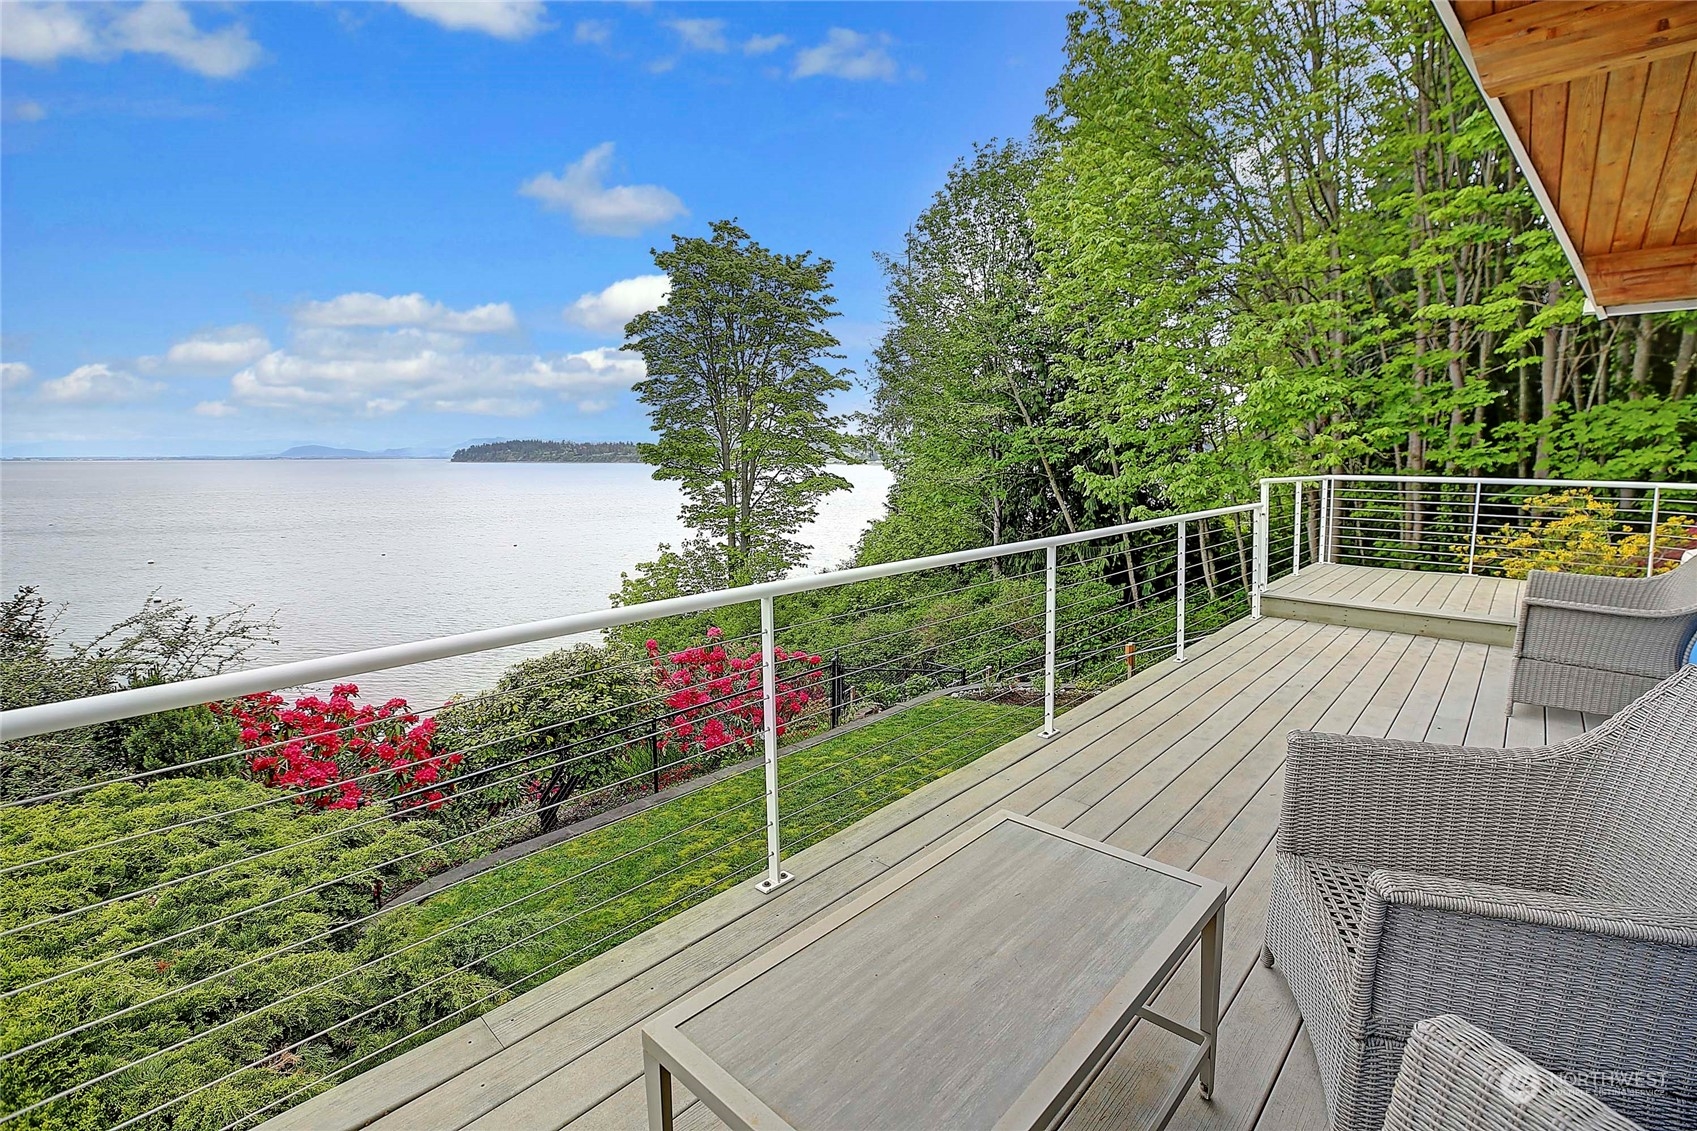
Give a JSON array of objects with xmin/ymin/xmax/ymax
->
[{"xmin": 627, "ymin": 220, "xmax": 851, "ymax": 589}]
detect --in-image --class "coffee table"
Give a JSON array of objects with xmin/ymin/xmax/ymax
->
[{"xmin": 641, "ymin": 810, "xmax": 1227, "ymax": 1131}]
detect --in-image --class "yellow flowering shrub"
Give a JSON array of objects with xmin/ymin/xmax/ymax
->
[{"xmin": 1465, "ymin": 489, "xmax": 1694, "ymax": 579}]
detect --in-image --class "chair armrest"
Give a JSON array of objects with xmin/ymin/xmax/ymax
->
[
  {"xmin": 1383, "ymin": 1014, "xmax": 1645, "ymax": 1131},
  {"xmin": 1366, "ymin": 870, "xmax": 1697, "ymax": 946},
  {"xmin": 1278, "ymin": 731, "xmax": 1588, "ymax": 886},
  {"xmin": 1516, "ymin": 603, "xmax": 1697, "ymax": 678},
  {"xmin": 1524, "ymin": 569, "xmax": 1656, "ymax": 610},
  {"xmin": 1350, "ymin": 871, "xmax": 1697, "ymax": 1113}
]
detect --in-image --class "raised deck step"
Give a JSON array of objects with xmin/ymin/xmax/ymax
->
[{"xmin": 1262, "ymin": 564, "xmax": 1520, "ymax": 647}]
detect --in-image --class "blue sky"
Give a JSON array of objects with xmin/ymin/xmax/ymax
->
[{"xmin": 0, "ymin": 1, "xmax": 1068, "ymax": 458}]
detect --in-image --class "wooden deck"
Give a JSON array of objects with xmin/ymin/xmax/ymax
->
[
  {"xmin": 1262, "ymin": 562, "xmax": 1522, "ymax": 646},
  {"xmin": 266, "ymin": 568, "xmax": 1597, "ymax": 1131}
]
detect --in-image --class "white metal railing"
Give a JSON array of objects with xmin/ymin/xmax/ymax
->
[
  {"xmin": 1261, "ymin": 474, "xmax": 1697, "ymax": 581},
  {"xmin": 0, "ymin": 500, "xmax": 1264, "ymax": 1130},
  {"xmin": 11, "ymin": 471, "xmax": 1686, "ymax": 1127}
]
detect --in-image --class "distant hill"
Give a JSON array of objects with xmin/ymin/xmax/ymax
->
[
  {"xmin": 271, "ymin": 445, "xmax": 449, "ymax": 460},
  {"xmin": 451, "ymin": 440, "xmax": 644, "ymax": 463}
]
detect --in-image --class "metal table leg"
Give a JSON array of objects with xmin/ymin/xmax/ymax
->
[
  {"xmin": 645, "ymin": 1050, "xmax": 675, "ymax": 1131},
  {"xmin": 1199, "ymin": 905, "xmax": 1223, "ymax": 1100}
]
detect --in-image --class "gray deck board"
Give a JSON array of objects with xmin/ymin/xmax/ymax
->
[{"xmin": 269, "ymin": 567, "xmax": 1607, "ymax": 1131}]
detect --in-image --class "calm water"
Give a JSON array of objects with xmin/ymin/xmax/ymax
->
[{"xmin": 0, "ymin": 460, "xmax": 892, "ymax": 704}]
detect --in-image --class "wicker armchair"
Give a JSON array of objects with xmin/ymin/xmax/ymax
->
[
  {"xmin": 1263, "ymin": 665, "xmax": 1697, "ymax": 1131},
  {"xmin": 1382, "ymin": 1015, "xmax": 1643, "ymax": 1131},
  {"xmin": 1509, "ymin": 554, "xmax": 1697, "ymax": 715}
]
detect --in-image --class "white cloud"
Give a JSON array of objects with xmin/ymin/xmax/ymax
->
[
  {"xmin": 564, "ymin": 274, "xmax": 670, "ymax": 335},
  {"xmin": 147, "ymin": 324, "xmax": 272, "ymax": 371},
  {"xmin": 742, "ymin": 33, "xmax": 788, "ymax": 56},
  {"xmin": 224, "ymin": 328, "xmax": 643, "ymax": 419},
  {"xmin": 667, "ymin": 18, "xmax": 726, "ymax": 53},
  {"xmin": 1, "ymin": 361, "xmax": 34, "ymax": 388},
  {"xmin": 519, "ymin": 143, "xmax": 687, "ymax": 237},
  {"xmin": 193, "ymin": 399, "xmax": 239, "ymax": 417},
  {"xmin": 574, "ymin": 18, "xmax": 612, "ymax": 46},
  {"xmin": 37, "ymin": 364, "xmax": 163, "ymax": 405},
  {"xmin": 0, "ymin": 2, "xmax": 97, "ymax": 64},
  {"xmin": 793, "ymin": 28, "xmax": 898, "ymax": 81},
  {"xmin": 0, "ymin": 2, "xmax": 261, "ymax": 78},
  {"xmin": 6, "ymin": 98, "xmax": 47, "ymax": 121},
  {"xmin": 576, "ymin": 397, "xmax": 611, "ymax": 414},
  {"xmin": 391, "ymin": 1, "xmax": 547, "ymax": 40},
  {"xmin": 294, "ymin": 292, "xmax": 517, "ymax": 333}
]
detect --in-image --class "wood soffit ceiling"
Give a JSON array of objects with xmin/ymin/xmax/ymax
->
[{"xmin": 1437, "ymin": 1, "xmax": 1697, "ymax": 315}]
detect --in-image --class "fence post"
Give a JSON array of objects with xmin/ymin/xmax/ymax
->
[
  {"xmin": 1646, "ymin": 486, "xmax": 1662, "ymax": 577},
  {"xmin": 1042, "ymin": 544, "xmax": 1057, "ymax": 738},
  {"xmin": 828, "ymin": 652, "xmax": 843, "ymax": 729},
  {"xmin": 649, "ymin": 728, "xmax": 660, "ymax": 795},
  {"xmin": 756, "ymin": 596, "xmax": 792, "ymax": 893},
  {"xmin": 1293, "ymin": 482, "xmax": 1303, "ymax": 576},
  {"xmin": 1466, "ymin": 480, "xmax": 1484, "ymax": 576},
  {"xmin": 1176, "ymin": 520, "xmax": 1188, "ymax": 663}
]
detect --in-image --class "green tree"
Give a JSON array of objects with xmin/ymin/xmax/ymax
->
[
  {"xmin": 627, "ymin": 219, "xmax": 852, "ymax": 590},
  {"xmin": 865, "ymin": 140, "xmax": 1085, "ymax": 567}
]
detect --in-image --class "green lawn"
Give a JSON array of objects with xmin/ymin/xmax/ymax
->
[{"xmin": 396, "ymin": 694, "xmax": 1041, "ymax": 993}]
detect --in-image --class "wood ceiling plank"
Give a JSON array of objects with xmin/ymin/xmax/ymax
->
[
  {"xmin": 1560, "ymin": 73, "xmax": 1607, "ymax": 248},
  {"xmin": 1453, "ymin": 1, "xmax": 1496, "ymax": 24},
  {"xmin": 1644, "ymin": 56, "xmax": 1697, "ymax": 245},
  {"xmin": 1587, "ymin": 245, "xmax": 1697, "ymax": 304},
  {"xmin": 1467, "ymin": 1, "xmax": 1697, "ymax": 98},
  {"xmin": 1529, "ymin": 81, "xmax": 1570, "ymax": 201},
  {"xmin": 1612, "ymin": 54, "xmax": 1693, "ymax": 250},
  {"xmin": 1680, "ymin": 186, "xmax": 1697, "ymax": 243},
  {"xmin": 1501, "ymin": 89, "xmax": 1534, "ymax": 140},
  {"xmin": 1584, "ymin": 64, "xmax": 1650, "ymax": 255}
]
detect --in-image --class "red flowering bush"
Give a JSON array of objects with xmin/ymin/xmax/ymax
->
[
  {"xmin": 213, "ymin": 683, "xmax": 460, "ymax": 812},
  {"xmin": 646, "ymin": 626, "xmax": 823, "ymax": 763}
]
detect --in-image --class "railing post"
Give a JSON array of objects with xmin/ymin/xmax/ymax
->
[
  {"xmin": 1647, "ymin": 486, "xmax": 1662, "ymax": 577},
  {"xmin": 1465, "ymin": 480, "xmax": 1484, "ymax": 576},
  {"xmin": 1175, "ymin": 520, "xmax": 1188, "ymax": 662},
  {"xmin": 1042, "ymin": 544, "xmax": 1057, "ymax": 737},
  {"xmin": 1293, "ymin": 482, "xmax": 1302, "ymax": 576},
  {"xmin": 1318, "ymin": 478, "xmax": 1329, "ymax": 565},
  {"xmin": 1252, "ymin": 483, "xmax": 1268, "ymax": 620},
  {"xmin": 756, "ymin": 596, "xmax": 792, "ymax": 894}
]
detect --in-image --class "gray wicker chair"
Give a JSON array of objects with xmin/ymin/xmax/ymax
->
[
  {"xmin": 1263, "ymin": 664, "xmax": 1697, "ymax": 1131},
  {"xmin": 1382, "ymin": 1015, "xmax": 1643, "ymax": 1131},
  {"xmin": 1509, "ymin": 554, "xmax": 1697, "ymax": 715}
]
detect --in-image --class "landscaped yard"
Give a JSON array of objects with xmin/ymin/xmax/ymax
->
[{"xmin": 1, "ymin": 694, "xmax": 1041, "ymax": 1131}]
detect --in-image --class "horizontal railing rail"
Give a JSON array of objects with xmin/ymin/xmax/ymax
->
[{"xmin": 0, "ymin": 503, "xmax": 1259, "ymax": 742}]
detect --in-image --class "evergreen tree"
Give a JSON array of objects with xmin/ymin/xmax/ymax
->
[{"xmin": 627, "ymin": 220, "xmax": 851, "ymax": 590}]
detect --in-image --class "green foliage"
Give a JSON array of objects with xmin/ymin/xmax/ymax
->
[
  {"xmin": 627, "ymin": 219, "xmax": 853, "ymax": 590},
  {"xmin": 2, "ymin": 699, "xmax": 1038, "ymax": 1130},
  {"xmin": 449, "ymin": 440, "xmax": 642, "ymax": 463},
  {"xmin": 0, "ymin": 588, "xmax": 277, "ymax": 801},
  {"xmin": 120, "ymin": 706, "xmax": 241, "ymax": 778},
  {"xmin": 865, "ymin": 0, "xmax": 1695, "ymax": 571},
  {"xmin": 434, "ymin": 644, "xmax": 652, "ymax": 834}
]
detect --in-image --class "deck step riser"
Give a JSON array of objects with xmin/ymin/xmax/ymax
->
[{"xmin": 1263, "ymin": 594, "xmax": 1515, "ymax": 647}]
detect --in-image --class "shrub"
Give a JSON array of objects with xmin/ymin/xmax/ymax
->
[
  {"xmin": 218, "ymin": 686, "xmax": 456, "ymax": 813},
  {"xmin": 434, "ymin": 644, "xmax": 651, "ymax": 834},
  {"xmin": 645, "ymin": 626, "xmax": 823, "ymax": 765},
  {"xmin": 1467, "ymin": 489, "xmax": 1692, "ymax": 579}
]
